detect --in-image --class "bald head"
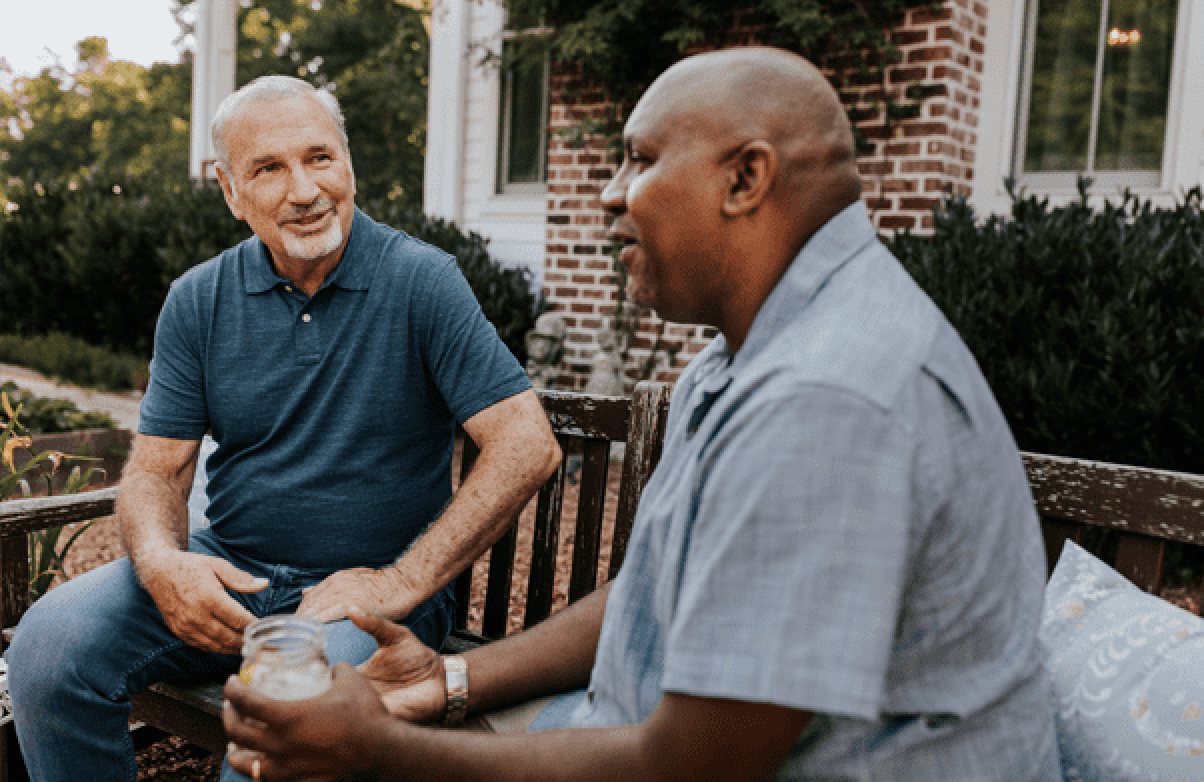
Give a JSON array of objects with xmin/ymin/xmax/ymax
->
[{"xmin": 632, "ymin": 47, "xmax": 861, "ymax": 222}]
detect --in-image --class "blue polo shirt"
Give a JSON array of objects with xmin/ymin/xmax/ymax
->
[{"xmin": 140, "ymin": 208, "xmax": 531, "ymax": 572}]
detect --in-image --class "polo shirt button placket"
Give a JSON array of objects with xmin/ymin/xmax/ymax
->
[{"xmin": 296, "ymin": 309, "xmax": 321, "ymax": 363}]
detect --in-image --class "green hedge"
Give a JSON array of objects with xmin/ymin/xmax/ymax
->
[
  {"xmin": 0, "ymin": 333, "xmax": 148, "ymax": 392},
  {"xmin": 889, "ymin": 180, "xmax": 1204, "ymax": 475},
  {"xmin": 0, "ymin": 172, "xmax": 542, "ymax": 364},
  {"xmin": 0, "ymin": 381, "xmax": 116, "ymax": 434}
]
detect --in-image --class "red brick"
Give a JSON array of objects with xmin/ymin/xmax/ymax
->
[
  {"xmin": 900, "ymin": 197, "xmax": 941, "ymax": 211},
  {"xmin": 544, "ymin": 272, "xmax": 567, "ymax": 284},
  {"xmin": 571, "ymin": 245, "xmax": 598, "ymax": 255},
  {"xmin": 902, "ymin": 121, "xmax": 949, "ymax": 138},
  {"xmin": 893, "ymin": 29, "xmax": 929, "ymax": 46},
  {"xmin": 583, "ymin": 289, "xmax": 606, "ymax": 300},
  {"xmin": 547, "ymin": 243, "xmax": 569, "ymax": 254},
  {"xmin": 549, "ymin": 184, "xmax": 571, "ymax": 195},
  {"xmin": 581, "ymin": 318, "xmax": 602, "ymax": 330},
  {"xmin": 911, "ymin": 6, "xmax": 954, "ymax": 24},
  {"xmin": 570, "ymin": 302, "xmax": 595, "ymax": 314},
  {"xmin": 572, "ymin": 273, "xmax": 596, "ymax": 284},
  {"xmin": 908, "ymin": 46, "xmax": 954, "ymax": 64},
  {"xmin": 575, "ymin": 185, "xmax": 601, "ymax": 195},
  {"xmin": 558, "ymin": 199, "xmax": 582, "ymax": 210},
  {"xmin": 585, "ymin": 259, "xmax": 611, "ymax": 271},
  {"xmin": 932, "ymin": 66, "xmax": 964, "ymax": 83},
  {"xmin": 548, "ymin": 214, "xmax": 570, "ymax": 225},
  {"xmin": 935, "ymin": 26, "xmax": 965, "ymax": 45},
  {"xmin": 901, "ymin": 160, "xmax": 945, "ymax": 174},
  {"xmin": 555, "ymin": 287, "xmax": 578, "ymax": 297},
  {"xmin": 882, "ymin": 179, "xmax": 919, "ymax": 194},
  {"xmin": 878, "ymin": 214, "xmax": 917, "ymax": 230},
  {"xmin": 970, "ymin": 38, "xmax": 984, "ymax": 55},
  {"xmin": 864, "ymin": 197, "xmax": 894, "ymax": 210},
  {"xmin": 556, "ymin": 258, "xmax": 580, "ymax": 269},
  {"xmin": 889, "ymin": 67, "xmax": 929, "ymax": 84},
  {"xmin": 859, "ymin": 160, "xmax": 895, "ymax": 176},
  {"xmin": 884, "ymin": 141, "xmax": 923, "ymax": 156},
  {"xmin": 557, "ymin": 229, "xmax": 581, "ymax": 240}
]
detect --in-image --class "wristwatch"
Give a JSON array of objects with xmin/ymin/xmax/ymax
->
[{"xmin": 443, "ymin": 655, "xmax": 468, "ymax": 726}]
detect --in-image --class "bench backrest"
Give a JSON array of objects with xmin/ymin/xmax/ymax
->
[
  {"xmin": 1025, "ymin": 452, "xmax": 1204, "ymax": 596},
  {"xmin": 452, "ymin": 381, "xmax": 672, "ymax": 641}
]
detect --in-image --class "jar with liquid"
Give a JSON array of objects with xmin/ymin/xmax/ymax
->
[{"xmin": 239, "ymin": 615, "xmax": 332, "ymax": 701}]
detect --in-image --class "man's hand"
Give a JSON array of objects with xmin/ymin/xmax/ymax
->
[
  {"xmin": 348, "ymin": 608, "xmax": 446, "ymax": 723},
  {"xmin": 140, "ymin": 549, "xmax": 267, "ymax": 655},
  {"xmin": 224, "ymin": 663, "xmax": 390, "ymax": 782},
  {"xmin": 296, "ymin": 568, "xmax": 400, "ymax": 624}
]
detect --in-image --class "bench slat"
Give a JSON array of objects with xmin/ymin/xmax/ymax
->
[
  {"xmin": 1023, "ymin": 453, "xmax": 1204, "ymax": 545},
  {"xmin": 1039, "ymin": 518, "xmax": 1084, "ymax": 577},
  {"xmin": 568, "ymin": 438, "xmax": 610, "ymax": 604},
  {"xmin": 0, "ymin": 487, "xmax": 118, "ymax": 536},
  {"xmin": 524, "ymin": 436, "xmax": 569, "ymax": 629},
  {"xmin": 610, "ymin": 382, "xmax": 672, "ymax": 580},
  {"xmin": 452, "ymin": 438, "xmax": 481, "ymax": 631},
  {"xmin": 1114, "ymin": 532, "xmax": 1167, "ymax": 594},
  {"xmin": 481, "ymin": 524, "xmax": 518, "ymax": 640}
]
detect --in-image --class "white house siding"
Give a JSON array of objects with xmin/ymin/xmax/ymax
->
[
  {"xmin": 971, "ymin": 0, "xmax": 1204, "ymax": 217},
  {"xmin": 424, "ymin": 0, "xmax": 546, "ymax": 286}
]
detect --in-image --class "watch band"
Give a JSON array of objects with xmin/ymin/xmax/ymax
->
[{"xmin": 443, "ymin": 654, "xmax": 468, "ymax": 726}]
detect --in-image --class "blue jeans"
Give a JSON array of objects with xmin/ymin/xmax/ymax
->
[{"xmin": 5, "ymin": 528, "xmax": 454, "ymax": 782}]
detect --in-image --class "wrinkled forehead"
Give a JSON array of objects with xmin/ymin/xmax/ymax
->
[{"xmin": 625, "ymin": 71, "xmax": 730, "ymax": 149}]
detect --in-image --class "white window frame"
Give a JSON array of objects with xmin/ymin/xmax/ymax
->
[
  {"xmin": 1012, "ymin": 0, "xmax": 1183, "ymax": 191},
  {"xmin": 971, "ymin": 0, "xmax": 1202, "ymax": 216},
  {"xmin": 495, "ymin": 35, "xmax": 550, "ymax": 196}
]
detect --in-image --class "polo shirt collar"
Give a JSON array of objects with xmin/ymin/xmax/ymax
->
[
  {"xmin": 728, "ymin": 199, "xmax": 878, "ymax": 372},
  {"xmin": 243, "ymin": 207, "xmax": 378, "ymax": 294}
]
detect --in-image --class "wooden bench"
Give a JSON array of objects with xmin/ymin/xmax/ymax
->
[
  {"xmin": 0, "ymin": 381, "xmax": 672, "ymax": 780},
  {"xmin": 3, "ymin": 389, "xmax": 1204, "ymax": 779}
]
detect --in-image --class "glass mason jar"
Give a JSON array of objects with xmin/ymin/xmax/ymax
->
[{"xmin": 238, "ymin": 615, "xmax": 332, "ymax": 701}]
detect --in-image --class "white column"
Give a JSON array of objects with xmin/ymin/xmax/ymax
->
[
  {"xmin": 190, "ymin": 0, "xmax": 239, "ymax": 180},
  {"xmin": 423, "ymin": 0, "xmax": 468, "ymax": 221}
]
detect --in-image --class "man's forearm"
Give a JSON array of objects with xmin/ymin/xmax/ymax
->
[
  {"xmin": 117, "ymin": 470, "xmax": 192, "ymax": 580},
  {"xmin": 461, "ymin": 581, "xmax": 610, "ymax": 714},
  {"xmin": 379, "ymin": 396, "xmax": 561, "ymax": 619}
]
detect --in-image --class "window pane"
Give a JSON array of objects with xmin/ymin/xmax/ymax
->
[
  {"xmin": 1024, "ymin": 0, "xmax": 1102, "ymax": 172},
  {"xmin": 1095, "ymin": 0, "xmax": 1176, "ymax": 170},
  {"xmin": 505, "ymin": 52, "xmax": 546, "ymax": 185}
]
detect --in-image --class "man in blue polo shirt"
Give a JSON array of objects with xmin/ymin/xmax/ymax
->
[{"xmin": 6, "ymin": 75, "xmax": 560, "ymax": 782}]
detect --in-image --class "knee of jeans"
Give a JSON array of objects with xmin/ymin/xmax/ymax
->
[{"xmin": 7, "ymin": 593, "xmax": 102, "ymax": 702}]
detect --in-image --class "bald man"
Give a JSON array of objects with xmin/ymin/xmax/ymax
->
[{"xmin": 222, "ymin": 48, "xmax": 1060, "ymax": 781}]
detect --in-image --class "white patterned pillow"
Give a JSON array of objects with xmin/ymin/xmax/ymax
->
[{"xmin": 1041, "ymin": 540, "xmax": 1204, "ymax": 780}]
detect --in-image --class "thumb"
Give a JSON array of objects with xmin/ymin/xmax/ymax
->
[
  {"xmin": 348, "ymin": 606, "xmax": 410, "ymax": 648},
  {"xmin": 210, "ymin": 559, "xmax": 269, "ymax": 594}
]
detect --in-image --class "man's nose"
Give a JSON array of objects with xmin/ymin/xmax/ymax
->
[
  {"xmin": 599, "ymin": 172, "xmax": 626, "ymax": 216},
  {"xmin": 287, "ymin": 165, "xmax": 321, "ymax": 204}
]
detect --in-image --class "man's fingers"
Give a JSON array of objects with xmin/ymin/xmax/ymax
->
[
  {"xmin": 212, "ymin": 560, "xmax": 270, "ymax": 594},
  {"xmin": 225, "ymin": 675, "xmax": 290, "ymax": 727},
  {"xmin": 348, "ymin": 606, "xmax": 409, "ymax": 647}
]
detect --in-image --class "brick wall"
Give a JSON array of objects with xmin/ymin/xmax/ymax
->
[{"xmin": 540, "ymin": 1, "xmax": 988, "ymax": 391}]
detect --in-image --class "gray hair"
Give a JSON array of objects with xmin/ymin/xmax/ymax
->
[{"xmin": 210, "ymin": 75, "xmax": 349, "ymax": 174}]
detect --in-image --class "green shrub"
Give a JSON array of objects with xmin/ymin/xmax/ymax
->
[
  {"xmin": 890, "ymin": 180, "xmax": 1204, "ymax": 475},
  {"xmin": 0, "ymin": 333, "xmax": 148, "ymax": 392},
  {"xmin": 890, "ymin": 182, "xmax": 1204, "ymax": 583},
  {"xmin": 0, "ymin": 172, "xmax": 540, "ymax": 366},
  {"xmin": 0, "ymin": 381, "xmax": 116, "ymax": 434}
]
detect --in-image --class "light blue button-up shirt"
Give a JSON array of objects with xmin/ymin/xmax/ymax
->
[{"xmin": 566, "ymin": 201, "xmax": 1060, "ymax": 779}]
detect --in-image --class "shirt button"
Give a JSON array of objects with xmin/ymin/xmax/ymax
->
[
  {"xmin": 301, "ymin": 313, "xmax": 312, "ymax": 323},
  {"xmin": 284, "ymin": 285, "xmax": 293, "ymax": 292}
]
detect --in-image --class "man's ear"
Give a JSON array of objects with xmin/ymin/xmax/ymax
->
[
  {"xmin": 722, "ymin": 140, "xmax": 777, "ymax": 218},
  {"xmin": 214, "ymin": 164, "xmax": 245, "ymax": 221}
]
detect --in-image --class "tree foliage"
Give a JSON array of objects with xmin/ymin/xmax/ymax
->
[
  {"xmin": 499, "ymin": 0, "xmax": 938, "ymax": 151},
  {"xmin": 233, "ymin": 0, "xmax": 429, "ymax": 204},
  {"xmin": 0, "ymin": 38, "xmax": 192, "ymax": 189}
]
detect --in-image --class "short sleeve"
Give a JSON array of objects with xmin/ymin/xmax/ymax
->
[
  {"xmin": 417, "ymin": 257, "xmax": 531, "ymax": 424},
  {"xmin": 661, "ymin": 385, "xmax": 915, "ymax": 720},
  {"xmin": 139, "ymin": 278, "xmax": 209, "ymax": 439}
]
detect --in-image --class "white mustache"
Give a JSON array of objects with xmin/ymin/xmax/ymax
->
[{"xmin": 281, "ymin": 198, "xmax": 335, "ymax": 223}]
